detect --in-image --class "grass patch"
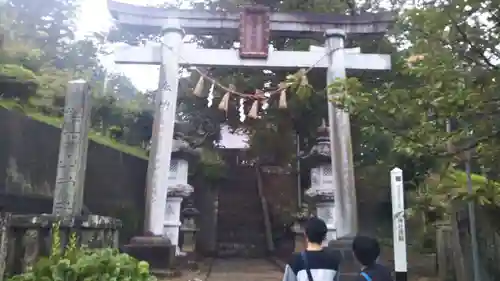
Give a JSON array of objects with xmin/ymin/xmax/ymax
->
[
  {"xmin": 88, "ymin": 132, "xmax": 148, "ymax": 160},
  {"xmin": 441, "ymin": 169, "xmax": 500, "ymax": 191},
  {"xmin": 0, "ymin": 99, "xmax": 148, "ymax": 160}
]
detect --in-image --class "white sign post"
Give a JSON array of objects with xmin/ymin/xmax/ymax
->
[{"xmin": 390, "ymin": 167, "xmax": 408, "ymax": 281}]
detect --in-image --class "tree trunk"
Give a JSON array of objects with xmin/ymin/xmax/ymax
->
[
  {"xmin": 255, "ymin": 163, "xmax": 274, "ymax": 252},
  {"xmin": 450, "ymin": 206, "xmax": 468, "ymax": 281}
]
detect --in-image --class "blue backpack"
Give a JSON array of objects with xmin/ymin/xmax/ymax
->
[{"xmin": 360, "ymin": 272, "xmax": 372, "ymax": 281}]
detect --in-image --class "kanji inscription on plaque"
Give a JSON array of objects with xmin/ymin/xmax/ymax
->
[{"xmin": 239, "ymin": 6, "xmax": 270, "ymax": 59}]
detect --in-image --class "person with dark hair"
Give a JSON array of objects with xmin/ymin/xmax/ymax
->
[
  {"xmin": 282, "ymin": 217, "xmax": 341, "ymax": 281},
  {"xmin": 352, "ymin": 235, "xmax": 393, "ymax": 281}
]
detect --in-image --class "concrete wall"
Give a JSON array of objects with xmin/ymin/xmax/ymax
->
[
  {"xmin": 0, "ymin": 108, "xmax": 226, "ymax": 248},
  {"xmin": 0, "ymin": 108, "xmax": 147, "ymax": 242}
]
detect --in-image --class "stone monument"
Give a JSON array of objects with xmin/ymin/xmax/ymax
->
[
  {"xmin": 53, "ymin": 80, "xmax": 91, "ymax": 216},
  {"xmin": 0, "ymin": 80, "xmax": 122, "ymax": 278}
]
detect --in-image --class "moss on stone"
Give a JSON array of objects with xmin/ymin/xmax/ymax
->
[
  {"xmin": 0, "ymin": 100, "xmax": 148, "ymax": 160},
  {"xmin": 0, "ymin": 64, "xmax": 38, "ymax": 83}
]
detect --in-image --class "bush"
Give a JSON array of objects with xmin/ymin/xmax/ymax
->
[
  {"xmin": 0, "ymin": 64, "xmax": 37, "ymax": 82},
  {"xmin": 0, "ymin": 64, "xmax": 38, "ymax": 104},
  {"xmin": 198, "ymin": 148, "xmax": 226, "ymax": 181},
  {"xmin": 109, "ymin": 125, "xmax": 124, "ymax": 140},
  {"xmin": 9, "ymin": 222, "xmax": 156, "ymax": 281}
]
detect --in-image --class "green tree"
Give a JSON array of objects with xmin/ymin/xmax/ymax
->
[
  {"xmin": 5, "ymin": 0, "xmax": 78, "ymax": 64},
  {"xmin": 0, "ymin": 0, "xmax": 151, "ymax": 155},
  {"xmin": 326, "ymin": 1, "xmax": 500, "ymax": 277}
]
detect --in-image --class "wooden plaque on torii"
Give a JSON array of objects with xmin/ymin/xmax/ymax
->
[{"xmin": 239, "ymin": 6, "xmax": 270, "ymax": 59}]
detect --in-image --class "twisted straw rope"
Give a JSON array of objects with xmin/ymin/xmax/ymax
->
[{"xmin": 160, "ymin": 45, "xmax": 343, "ymax": 99}]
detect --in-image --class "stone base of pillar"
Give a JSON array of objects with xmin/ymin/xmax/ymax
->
[
  {"xmin": 327, "ymin": 238, "xmax": 359, "ymax": 279},
  {"xmin": 122, "ymin": 236, "xmax": 178, "ymax": 277},
  {"xmin": 316, "ymin": 201, "xmax": 336, "ymax": 245}
]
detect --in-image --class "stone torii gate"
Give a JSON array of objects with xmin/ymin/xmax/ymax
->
[{"xmin": 108, "ymin": 0, "xmax": 393, "ymax": 240}]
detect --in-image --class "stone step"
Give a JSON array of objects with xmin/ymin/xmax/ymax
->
[
  {"xmin": 151, "ymin": 268, "xmax": 181, "ymax": 278},
  {"xmin": 217, "ymin": 242, "xmax": 268, "ymax": 258},
  {"xmin": 216, "ymin": 235, "xmax": 267, "ymax": 249},
  {"xmin": 216, "ymin": 165, "xmax": 267, "ymax": 258},
  {"xmin": 217, "ymin": 217, "xmax": 266, "ymax": 224},
  {"xmin": 217, "ymin": 230, "xmax": 266, "ymax": 235},
  {"xmin": 217, "ymin": 203, "xmax": 262, "ymax": 211},
  {"xmin": 217, "ymin": 223, "xmax": 266, "ymax": 229}
]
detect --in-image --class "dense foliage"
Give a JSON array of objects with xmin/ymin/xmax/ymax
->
[
  {"xmin": 330, "ymin": 0, "xmax": 500, "ymax": 210},
  {"xmin": 10, "ymin": 223, "xmax": 155, "ymax": 281},
  {"xmin": 0, "ymin": 0, "xmax": 154, "ymax": 155}
]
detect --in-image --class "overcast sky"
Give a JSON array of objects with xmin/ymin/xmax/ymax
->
[
  {"xmin": 77, "ymin": 0, "xmax": 164, "ymax": 92},
  {"xmin": 76, "ymin": 0, "xmax": 248, "ymax": 148}
]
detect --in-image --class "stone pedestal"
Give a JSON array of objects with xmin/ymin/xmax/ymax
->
[
  {"xmin": 325, "ymin": 232, "xmax": 365, "ymax": 280},
  {"xmin": 4, "ymin": 214, "xmax": 121, "ymax": 276},
  {"xmin": 327, "ymin": 238, "xmax": 359, "ymax": 279},
  {"xmin": 305, "ymin": 188, "xmax": 336, "ymax": 245},
  {"xmin": 123, "ymin": 236, "xmax": 176, "ymax": 275},
  {"xmin": 180, "ymin": 203, "xmax": 200, "ymax": 254},
  {"xmin": 328, "ymin": 239, "xmax": 355, "ymax": 263},
  {"xmin": 164, "ymin": 197, "xmax": 182, "ymax": 255},
  {"xmin": 316, "ymin": 201, "xmax": 336, "ymax": 243},
  {"xmin": 173, "ymin": 201, "xmax": 200, "ymax": 270},
  {"xmin": 180, "ymin": 224, "xmax": 198, "ymax": 253},
  {"xmin": 163, "ymin": 183, "xmax": 193, "ymax": 255}
]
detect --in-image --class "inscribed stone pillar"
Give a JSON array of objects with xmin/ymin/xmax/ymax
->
[
  {"xmin": 53, "ymin": 80, "xmax": 91, "ymax": 216},
  {"xmin": 145, "ymin": 19, "xmax": 184, "ymax": 235},
  {"xmin": 325, "ymin": 29, "xmax": 358, "ymax": 238}
]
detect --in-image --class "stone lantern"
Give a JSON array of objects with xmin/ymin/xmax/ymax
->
[
  {"xmin": 301, "ymin": 120, "xmax": 336, "ymax": 244},
  {"xmin": 163, "ymin": 138, "xmax": 199, "ymax": 255},
  {"xmin": 180, "ymin": 198, "xmax": 200, "ymax": 254}
]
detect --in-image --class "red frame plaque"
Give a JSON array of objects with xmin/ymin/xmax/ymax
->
[{"xmin": 239, "ymin": 6, "xmax": 270, "ymax": 59}]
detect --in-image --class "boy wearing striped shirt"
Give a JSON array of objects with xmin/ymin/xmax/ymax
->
[{"xmin": 282, "ymin": 217, "xmax": 341, "ymax": 281}]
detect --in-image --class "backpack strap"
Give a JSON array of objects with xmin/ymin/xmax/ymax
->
[
  {"xmin": 360, "ymin": 272, "xmax": 372, "ymax": 281},
  {"xmin": 300, "ymin": 252, "xmax": 314, "ymax": 281}
]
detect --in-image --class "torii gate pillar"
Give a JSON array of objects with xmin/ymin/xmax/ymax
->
[
  {"xmin": 144, "ymin": 20, "xmax": 184, "ymax": 235},
  {"xmin": 325, "ymin": 29, "xmax": 357, "ymax": 238}
]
